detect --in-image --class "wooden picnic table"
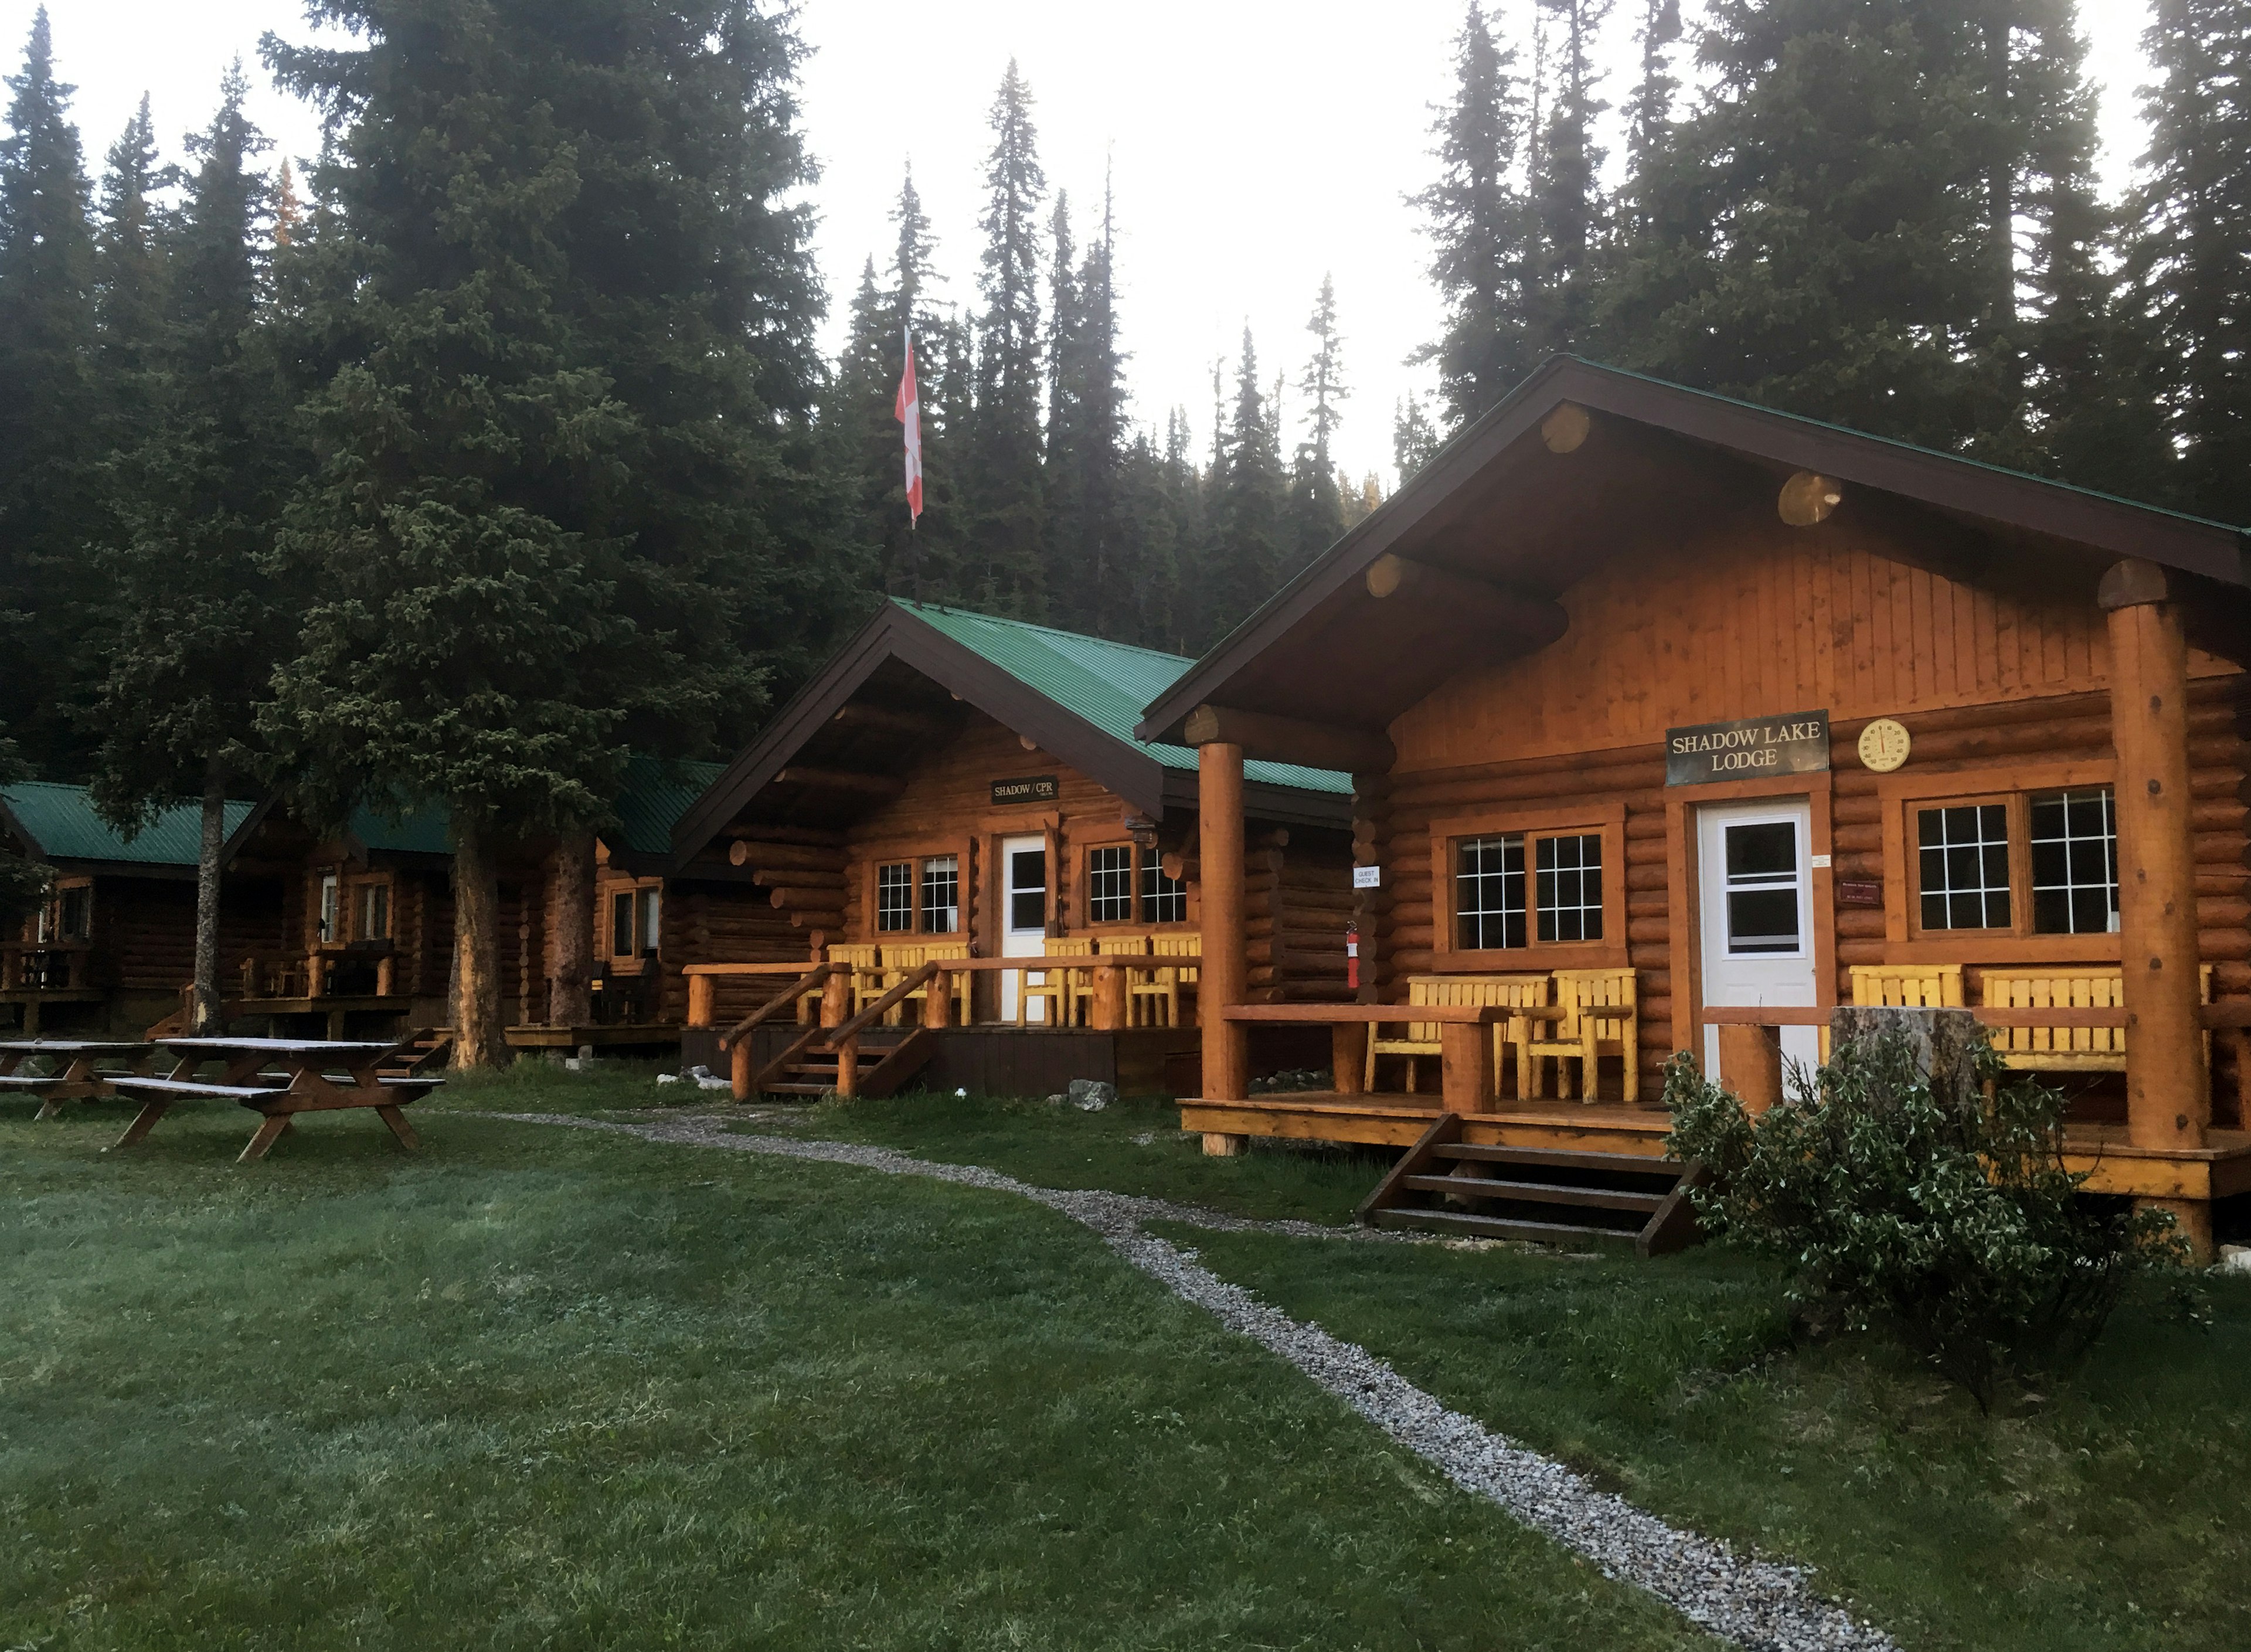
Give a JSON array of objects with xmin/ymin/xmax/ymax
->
[
  {"xmin": 0, "ymin": 1039, "xmax": 156, "ymax": 1118},
  {"xmin": 108, "ymin": 1038, "xmax": 441, "ymax": 1163}
]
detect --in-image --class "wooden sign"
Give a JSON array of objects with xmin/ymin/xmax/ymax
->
[
  {"xmin": 1665, "ymin": 710, "xmax": 1830, "ymax": 786},
  {"xmin": 991, "ymin": 774, "xmax": 1059, "ymax": 805},
  {"xmin": 1838, "ymin": 880, "xmax": 1884, "ymax": 907}
]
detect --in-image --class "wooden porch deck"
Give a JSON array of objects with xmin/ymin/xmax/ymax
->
[{"xmin": 1179, "ymin": 1093, "xmax": 2251, "ymax": 1200}]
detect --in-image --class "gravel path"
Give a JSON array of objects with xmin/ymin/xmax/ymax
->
[{"xmin": 497, "ymin": 1109, "xmax": 1898, "ymax": 1652}]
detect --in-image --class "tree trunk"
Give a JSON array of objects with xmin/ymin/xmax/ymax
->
[
  {"xmin": 451, "ymin": 809, "xmax": 507, "ymax": 1069},
  {"xmin": 191, "ymin": 765, "xmax": 226, "ymax": 1035},
  {"xmin": 550, "ymin": 828, "xmax": 595, "ymax": 1026}
]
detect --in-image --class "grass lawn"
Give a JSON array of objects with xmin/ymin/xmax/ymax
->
[
  {"xmin": 1166, "ymin": 1222, "xmax": 2251, "ymax": 1652},
  {"xmin": 2, "ymin": 1083, "xmax": 1715, "ymax": 1651}
]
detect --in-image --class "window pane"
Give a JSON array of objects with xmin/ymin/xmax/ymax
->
[
  {"xmin": 2029, "ymin": 787, "xmax": 2116, "ymax": 935},
  {"xmin": 1916, "ymin": 804, "xmax": 2010, "ymax": 929},
  {"xmin": 642, "ymin": 889, "xmax": 661, "ymax": 951},
  {"xmin": 1141, "ymin": 859, "xmax": 1186, "ymax": 924},
  {"xmin": 875, "ymin": 862, "xmax": 914, "ymax": 933},
  {"xmin": 1088, "ymin": 845, "xmax": 1135, "ymax": 923},
  {"xmin": 1726, "ymin": 821, "xmax": 1797, "ymax": 880},
  {"xmin": 610, "ymin": 890, "xmax": 635, "ymax": 955},
  {"xmin": 1009, "ymin": 849, "xmax": 1046, "ymax": 932},
  {"xmin": 1728, "ymin": 888, "xmax": 1801, "ymax": 953},
  {"xmin": 1535, "ymin": 833, "xmax": 1603, "ymax": 943},
  {"xmin": 920, "ymin": 856, "xmax": 959, "ymax": 934},
  {"xmin": 1456, "ymin": 834, "xmax": 1526, "ymax": 950}
]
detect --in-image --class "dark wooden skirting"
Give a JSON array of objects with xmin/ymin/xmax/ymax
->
[{"xmin": 681, "ymin": 1023, "xmax": 1205, "ymax": 1099}]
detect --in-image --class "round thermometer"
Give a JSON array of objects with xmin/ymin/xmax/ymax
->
[{"xmin": 1857, "ymin": 717, "xmax": 1912, "ymax": 773}]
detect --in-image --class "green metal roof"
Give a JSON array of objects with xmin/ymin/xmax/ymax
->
[
  {"xmin": 0, "ymin": 781, "xmax": 257, "ymax": 868},
  {"xmin": 897, "ymin": 601, "xmax": 1352, "ymax": 795},
  {"xmin": 339, "ymin": 757, "xmax": 724, "ymax": 858},
  {"xmin": 611, "ymin": 756, "xmax": 725, "ymax": 855}
]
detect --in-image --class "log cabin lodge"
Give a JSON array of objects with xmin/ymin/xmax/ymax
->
[
  {"xmin": 1137, "ymin": 356, "xmax": 2251, "ymax": 1255},
  {"xmin": 669, "ymin": 599, "xmax": 1355, "ymax": 1099}
]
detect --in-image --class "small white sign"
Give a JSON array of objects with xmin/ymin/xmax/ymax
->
[
  {"xmin": 1810, "ymin": 854, "xmax": 1832, "ymax": 869},
  {"xmin": 1352, "ymin": 865, "xmax": 1382, "ymax": 889}
]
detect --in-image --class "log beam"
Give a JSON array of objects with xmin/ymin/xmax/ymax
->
[
  {"xmin": 773, "ymin": 766, "xmax": 905, "ymax": 797},
  {"xmin": 1181, "ymin": 703, "xmax": 1395, "ymax": 774},
  {"xmin": 1363, "ymin": 553, "xmax": 1568, "ymax": 651},
  {"xmin": 1198, "ymin": 740, "xmax": 1251, "ymax": 1102},
  {"xmin": 2102, "ymin": 560, "xmax": 2212, "ymax": 1186},
  {"xmin": 830, "ymin": 702, "xmax": 943, "ymax": 737}
]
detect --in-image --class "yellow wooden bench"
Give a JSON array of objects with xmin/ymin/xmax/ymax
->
[
  {"xmin": 1131, "ymin": 934, "xmax": 1201, "ymax": 1028},
  {"xmin": 1072, "ymin": 934, "xmax": 1150, "ymax": 1026},
  {"xmin": 822, "ymin": 944, "xmax": 884, "ymax": 1024},
  {"xmin": 880, "ymin": 941, "xmax": 973, "ymax": 1026},
  {"xmin": 1527, "ymin": 968, "xmax": 1640, "ymax": 1103},
  {"xmin": 1849, "ymin": 964, "xmax": 1964, "ymax": 1007},
  {"xmin": 1018, "ymin": 937, "xmax": 1093, "ymax": 1026},
  {"xmin": 1366, "ymin": 974, "xmax": 1550, "ymax": 1097},
  {"xmin": 1978, "ymin": 964, "xmax": 2212, "ymax": 1074}
]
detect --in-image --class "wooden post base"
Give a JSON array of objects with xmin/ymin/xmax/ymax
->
[
  {"xmin": 2137, "ymin": 1195, "xmax": 2215, "ymax": 1265},
  {"xmin": 1716, "ymin": 1024, "xmax": 1785, "ymax": 1115},
  {"xmin": 1202, "ymin": 1131, "xmax": 1249, "ymax": 1157}
]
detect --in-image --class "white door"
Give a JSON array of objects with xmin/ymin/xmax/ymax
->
[
  {"xmin": 999, "ymin": 835, "xmax": 1048, "ymax": 1022},
  {"xmin": 1698, "ymin": 799, "xmax": 1820, "ymax": 1086}
]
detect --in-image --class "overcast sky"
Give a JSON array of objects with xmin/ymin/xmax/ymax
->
[{"xmin": 8, "ymin": 0, "xmax": 2165, "ymax": 485}]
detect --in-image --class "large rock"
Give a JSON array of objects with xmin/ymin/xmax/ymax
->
[{"xmin": 1827, "ymin": 1005, "xmax": 1987, "ymax": 1110}]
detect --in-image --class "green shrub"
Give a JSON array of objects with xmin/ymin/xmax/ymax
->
[{"xmin": 1664, "ymin": 1024, "xmax": 2184, "ymax": 1409}]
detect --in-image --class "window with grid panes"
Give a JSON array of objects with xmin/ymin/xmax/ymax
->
[
  {"xmin": 875, "ymin": 861, "xmax": 913, "ymax": 932},
  {"xmin": 1534, "ymin": 833, "xmax": 1604, "ymax": 943},
  {"xmin": 1917, "ymin": 803, "xmax": 2012, "ymax": 930},
  {"xmin": 919, "ymin": 855, "xmax": 959, "ymax": 933},
  {"xmin": 2030, "ymin": 788, "xmax": 2117, "ymax": 934},
  {"xmin": 1456, "ymin": 835, "xmax": 1527, "ymax": 949},
  {"xmin": 1142, "ymin": 858, "xmax": 1186, "ymax": 923},
  {"xmin": 1087, "ymin": 845, "xmax": 1135, "ymax": 923}
]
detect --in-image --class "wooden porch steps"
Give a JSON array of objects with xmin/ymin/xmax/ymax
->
[
  {"xmin": 379, "ymin": 1029, "xmax": 453, "ymax": 1079},
  {"xmin": 758, "ymin": 1026, "xmax": 936, "ymax": 1098},
  {"xmin": 1356, "ymin": 1114, "xmax": 1706, "ymax": 1257}
]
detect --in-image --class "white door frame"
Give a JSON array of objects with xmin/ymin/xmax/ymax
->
[
  {"xmin": 999, "ymin": 834, "xmax": 1048, "ymax": 1022},
  {"xmin": 1696, "ymin": 797, "xmax": 1821, "ymax": 1087}
]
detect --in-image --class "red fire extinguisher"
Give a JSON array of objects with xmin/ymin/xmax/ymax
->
[{"xmin": 1345, "ymin": 920, "xmax": 1360, "ymax": 992}]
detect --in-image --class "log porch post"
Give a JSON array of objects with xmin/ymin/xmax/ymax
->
[
  {"xmin": 1197, "ymin": 739, "xmax": 1251, "ymax": 1104},
  {"xmin": 2101, "ymin": 558, "xmax": 2212, "ymax": 1255}
]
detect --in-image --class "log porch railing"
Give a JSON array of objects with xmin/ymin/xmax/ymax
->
[
  {"xmin": 1218, "ymin": 1002, "xmax": 1530, "ymax": 1113},
  {"xmin": 1, "ymin": 941, "xmax": 93, "ymax": 992},
  {"xmin": 706, "ymin": 956, "xmax": 1151, "ymax": 1102}
]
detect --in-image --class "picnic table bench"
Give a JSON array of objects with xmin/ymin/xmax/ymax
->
[
  {"xmin": 0, "ymin": 1039, "xmax": 156, "ymax": 1118},
  {"xmin": 109, "ymin": 1038, "xmax": 444, "ymax": 1162}
]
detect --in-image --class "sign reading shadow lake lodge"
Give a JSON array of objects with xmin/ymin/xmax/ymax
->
[
  {"xmin": 991, "ymin": 774, "xmax": 1060, "ymax": 805},
  {"xmin": 1665, "ymin": 710, "xmax": 1830, "ymax": 786}
]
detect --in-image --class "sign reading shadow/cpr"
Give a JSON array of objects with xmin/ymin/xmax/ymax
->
[
  {"xmin": 1665, "ymin": 710, "xmax": 1830, "ymax": 786},
  {"xmin": 991, "ymin": 774, "xmax": 1059, "ymax": 806}
]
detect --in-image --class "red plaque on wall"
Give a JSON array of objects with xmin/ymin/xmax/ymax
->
[{"xmin": 1838, "ymin": 880, "xmax": 1884, "ymax": 907}]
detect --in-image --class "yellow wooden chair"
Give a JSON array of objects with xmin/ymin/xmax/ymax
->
[
  {"xmin": 1978, "ymin": 964, "xmax": 2212, "ymax": 1075},
  {"xmin": 825, "ymin": 943, "xmax": 885, "ymax": 1023},
  {"xmin": 1018, "ymin": 937, "xmax": 1093, "ymax": 1027},
  {"xmin": 1072, "ymin": 934, "xmax": 1150, "ymax": 1025},
  {"xmin": 1131, "ymin": 934, "xmax": 1202, "ymax": 1028},
  {"xmin": 1526, "ymin": 968, "xmax": 1640, "ymax": 1103},
  {"xmin": 878, "ymin": 943, "xmax": 974, "ymax": 1028},
  {"xmin": 1366, "ymin": 974, "xmax": 1549, "ymax": 1097},
  {"xmin": 1849, "ymin": 964, "xmax": 1965, "ymax": 1007}
]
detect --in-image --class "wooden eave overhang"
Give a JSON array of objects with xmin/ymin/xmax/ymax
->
[
  {"xmin": 669, "ymin": 604, "xmax": 1349, "ymax": 872},
  {"xmin": 1135, "ymin": 356, "xmax": 2251, "ymax": 762}
]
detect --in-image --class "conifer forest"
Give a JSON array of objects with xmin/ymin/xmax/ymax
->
[{"xmin": 1, "ymin": 0, "xmax": 2246, "ymax": 866}]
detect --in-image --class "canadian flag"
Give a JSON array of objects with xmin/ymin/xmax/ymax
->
[{"xmin": 895, "ymin": 329, "xmax": 923, "ymax": 526}]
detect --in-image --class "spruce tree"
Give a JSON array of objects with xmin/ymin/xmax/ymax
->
[
  {"xmin": 2128, "ymin": 0, "xmax": 2251, "ymax": 522},
  {"xmin": 94, "ymin": 94, "xmax": 168, "ymax": 460},
  {"xmin": 1528, "ymin": 0, "xmax": 1611, "ymax": 355},
  {"xmin": 86, "ymin": 64, "xmax": 298, "ymax": 1034},
  {"xmin": 1411, "ymin": 2, "xmax": 1534, "ymax": 429},
  {"xmin": 0, "ymin": 7, "xmax": 97, "ymax": 774},
  {"xmin": 963, "ymin": 59, "xmax": 1047, "ymax": 616},
  {"xmin": 1207, "ymin": 327, "xmax": 1286, "ymax": 634},
  {"xmin": 1596, "ymin": 0, "xmax": 1998, "ymax": 446},
  {"xmin": 1041, "ymin": 188, "xmax": 1086, "ymax": 623},
  {"xmin": 1394, "ymin": 390, "xmax": 1441, "ymax": 485},
  {"xmin": 1623, "ymin": 0, "xmax": 1682, "ymax": 214},
  {"xmin": 1287, "ymin": 274, "xmax": 1348, "ymax": 567},
  {"xmin": 261, "ymin": 0, "xmax": 844, "ymax": 1066}
]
